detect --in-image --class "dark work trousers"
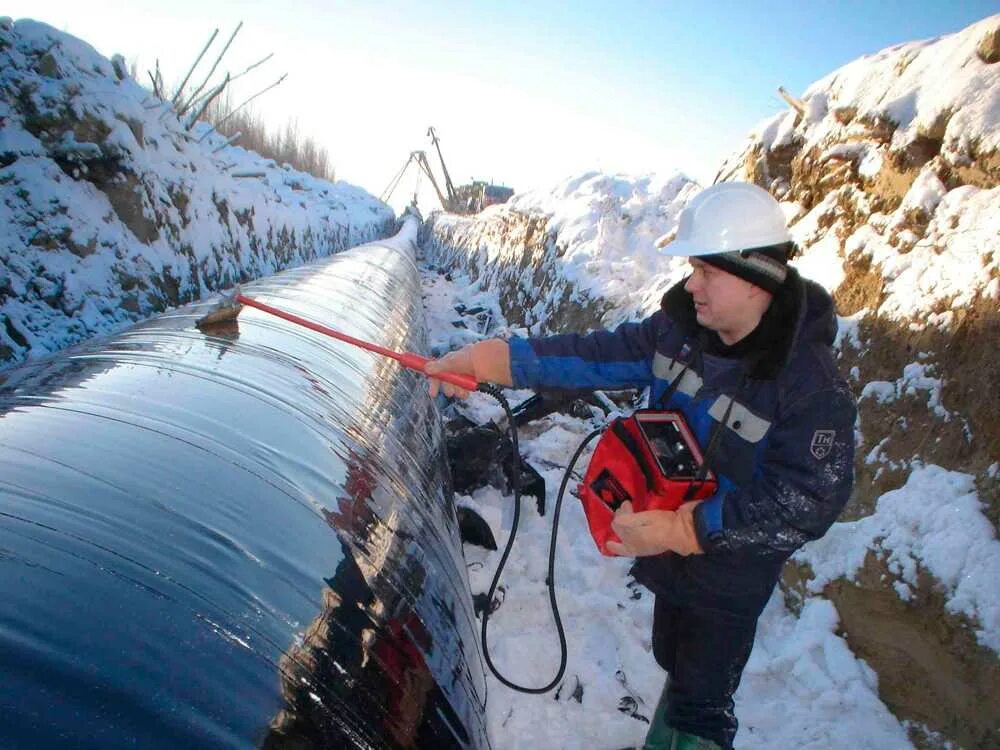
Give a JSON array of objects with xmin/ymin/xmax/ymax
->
[{"xmin": 651, "ymin": 595, "xmax": 758, "ymax": 749}]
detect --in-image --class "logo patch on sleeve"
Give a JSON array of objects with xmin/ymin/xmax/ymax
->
[{"xmin": 810, "ymin": 430, "xmax": 836, "ymax": 460}]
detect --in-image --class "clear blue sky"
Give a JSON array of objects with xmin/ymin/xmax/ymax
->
[{"xmin": 9, "ymin": 1, "xmax": 998, "ymax": 210}]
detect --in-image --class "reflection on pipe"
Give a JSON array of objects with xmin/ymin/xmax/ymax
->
[{"xmin": 0, "ymin": 217, "xmax": 489, "ymax": 749}]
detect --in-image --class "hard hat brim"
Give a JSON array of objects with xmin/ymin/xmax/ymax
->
[{"xmin": 656, "ymin": 238, "xmax": 722, "ymax": 257}]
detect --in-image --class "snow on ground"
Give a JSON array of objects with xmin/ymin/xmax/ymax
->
[
  {"xmin": 419, "ymin": 263, "xmax": 919, "ymax": 749},
  {"xmin": 795, "ymin": 464, "xmax": 1000, "ymax": 652}
]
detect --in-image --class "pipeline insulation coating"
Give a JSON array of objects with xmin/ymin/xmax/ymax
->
[{"xmin": 0, "ymin": 219, "xmax": 490, "ymax": 749}]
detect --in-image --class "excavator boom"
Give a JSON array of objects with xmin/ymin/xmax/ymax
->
[
  {"xmin": 381, "ymin": 129, "xmax": 512, "ymax": 214},
  {"xmin": 427, "ymin": 126, "xmax": 458, "ymax": 209},
  {"xmin": 413, "ymin": 151, "xmax": 451, "ymax": 212}
]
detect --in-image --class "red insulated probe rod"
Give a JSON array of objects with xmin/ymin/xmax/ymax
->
[{"xmin": 235, "ymin": 294, "xmax": 480, "ymax": 392}]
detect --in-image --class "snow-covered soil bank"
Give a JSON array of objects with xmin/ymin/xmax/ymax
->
[
  {"xmin": 422, "ymin": 15, "xmax": 999, "ymax": 749},
  {"xmin": 0, "ymin": 19, "xmax": 393, "ymax": 369},
  {"xmin": 422, "ymin": 172, "xmax": 700, "ymax": 336},
  {"xmin": 420, "ymin": 265, "xmax": 919, "ymax": 750}
]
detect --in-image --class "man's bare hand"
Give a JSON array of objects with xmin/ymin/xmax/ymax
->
[
  {"xmin": 606, "ymin": 500, "xmax": 704, "ymax": 557},
  {"xmin": 425, "ymin": 348, "xmax": 475, "ymax": 400},
  {"xmin": 424, "ymin": 340, "xmax": 513, "ymax": 400}
]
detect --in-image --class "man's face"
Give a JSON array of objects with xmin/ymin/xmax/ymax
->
[{"xmin": 683, "ymin": 258, "xmax": 761, "ymax": 336}]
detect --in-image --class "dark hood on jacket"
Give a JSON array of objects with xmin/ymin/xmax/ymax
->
[{"xmin": 660, "ymin": 268, "xmax": 838, "ymax": 380}]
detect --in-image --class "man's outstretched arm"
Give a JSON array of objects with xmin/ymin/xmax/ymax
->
[
  {"xmin": 424, "ymin": 339, "xmax": 512, "ymax": 399},
  {"xmin": 425, "ymin": 310, "xmax": 668, "ymax": 399}
]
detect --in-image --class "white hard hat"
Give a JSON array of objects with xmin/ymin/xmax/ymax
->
[{"xmin": 659, "ymin": 182, "xmax": 791, "ymax": 257}]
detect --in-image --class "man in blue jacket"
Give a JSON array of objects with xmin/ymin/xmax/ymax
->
[{"xmin": 426, "ymin": 182, "xmax": 857, "ymax": 750}]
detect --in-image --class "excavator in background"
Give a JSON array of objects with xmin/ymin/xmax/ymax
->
[{"xmin": 380, "ymin": 127, "xmax": 514, "ymax": 214}]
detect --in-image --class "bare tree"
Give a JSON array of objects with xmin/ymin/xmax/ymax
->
[
  {"xmin": 185, "ymin": 74, "xmax": 230, "ymax": 130},
  {"xmin": 172, "ymin": 29, "xmax": 218, "ymax": 106},
  {"xmin": 178, "ymin": 22, "xmax": 243, "ymax": 116},
  {"xmin": 229, "ymin": 52, "xmax": 273, "ymax": 85},
  {"xmin": 148, "ymin": 24, "xmax": 334, "ymax": 182},
  {"xmin": 214, "ymin": 73, "xmax": 289, "ymax": 129}
]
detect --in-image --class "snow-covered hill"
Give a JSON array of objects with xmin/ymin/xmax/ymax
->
[{"xmin": 0, "ymin": 19, "xmax": 393, "ymax": 369}]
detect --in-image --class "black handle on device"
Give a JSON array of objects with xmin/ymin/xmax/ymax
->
[{"xmin": 611, "ymin": 419, "xmax": 657, "ymax": 492}]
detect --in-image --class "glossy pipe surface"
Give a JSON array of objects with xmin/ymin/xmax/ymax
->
[{"xmin": 0, "ymin": 217, "xmax": 489, "ymax": 749}]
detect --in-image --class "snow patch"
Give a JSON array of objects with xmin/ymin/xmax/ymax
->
[{"xmin": 795, "ymin": 464, "xmax": 1000, "ymax": 653}]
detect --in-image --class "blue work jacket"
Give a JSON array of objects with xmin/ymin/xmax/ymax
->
[{"xmin": 508, "ymin": 271, "xmax": 857, "ymax": 615}]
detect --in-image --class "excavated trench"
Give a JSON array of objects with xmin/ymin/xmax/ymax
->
[
  {"xmin": 0, "ymin": 216, "xmax": 490, "ymax": 749},
  {"xmin": 3, "ymin": 197, "xmax": 994, "ymax": 749}
]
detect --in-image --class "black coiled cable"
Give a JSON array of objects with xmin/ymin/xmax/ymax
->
[{"xmin": 475, "ymin": 382, "xmax": 603, "ymax": 694}]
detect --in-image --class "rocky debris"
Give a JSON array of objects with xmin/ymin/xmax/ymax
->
[{"xmin": 977, "ymin": 23, "xmax": 1000, "ymax": 64}]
